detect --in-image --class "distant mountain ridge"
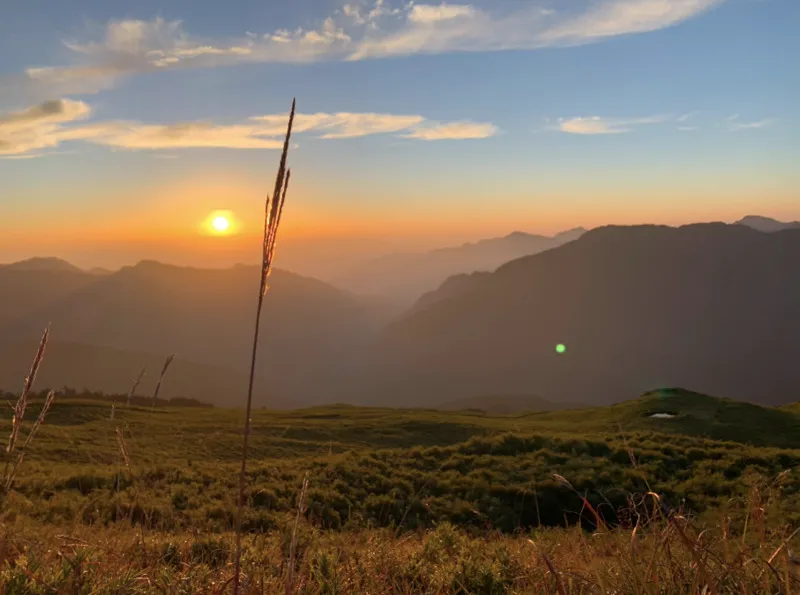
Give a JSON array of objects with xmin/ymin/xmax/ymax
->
[
  {"xmin": 1, "ymin": 257, "xmax": 84, "ymax": 274},
  {"xmin": 332, "ymin": 227, "xmax": 587, "ymax": 305},
  {"xmin": 4, "ymin": 217, "xmax": 800, "ymax": 410},
  {"xmin": 364, "ymin": 222, "xmax": 800, "ymax": 407},
  {"xmin": 0, "ymin": 260, "xmax": 380, "ymax": 407},
  {"xmin": 736, "ymin": 215, "xmax": 800, "ymax": 233}
]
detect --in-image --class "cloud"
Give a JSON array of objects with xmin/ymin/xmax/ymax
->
[
  {"xmin": 677, "ymin": 111, "xmax": 698, "ymax": 122},
  {"xmin": 59, "ymin": 121, "xmax": 287, "ymax": 150},
  {"xmin": 252, "ymin": 112, "xmax": 426, "ymax": 139},
  {"xmin": 678, "ymin": 126, "xmax": 697, "ymax": 131},
  {"xmin": 2, "ymin": 0, "xmax": 729, "ymax": 99},
  {"xmin": 0, "ymin": 99, "xmax": 91, "ymax": 155},
  {"xmin": 536, "ymin": 0, "xmax": 724, "ymax": 45},
  {"xmin": 0, "ymin": 100, "xmax": 495, "ymax": 155},
  {"xmin": 728, "ymin": 118, "xmax": 775, "ymax": 131},
  {"xmin": 408, "ymin": 4, "xmax": 477, "ymax": 24},
  {"xmin": 0, "ymin": 153, "xmax": 48, "ymax": 160},
  {"xmin": 402, "ymin": 121, "xmax": 497, "ymax": 140},
  {"xmin": 556, "ymin": 114, "xmax": 669, "ymax": 135}
]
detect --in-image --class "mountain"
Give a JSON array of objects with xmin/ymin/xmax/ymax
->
[
  {"xmin": 364, "ymin": 223, "xmax": 800, "ymax": 407},
  {"xmin": 0, "ymin": 264, "xmax": 98, "ymax": 327},
  {"xmin": 736, "ymin": 215, "xmax": 800, "ymax": 233},
  {"xmin": 333, "ymin": 228, "xmax": 587, "ymax": 305},
  {"xmin": 1, "ymin": 257, "xmax": 84, "ymax": 273},
  {"xmin": 0, "ymin": 260, "xmax": 380, "ymax": 406}
]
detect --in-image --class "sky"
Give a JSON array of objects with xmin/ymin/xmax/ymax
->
[{"xmin": 0, "ymin": 0, "xmax": 798, "ymax": 270}]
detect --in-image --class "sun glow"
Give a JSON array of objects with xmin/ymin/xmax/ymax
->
[
  {"xmin": 203, "ymin": 210, "xmax": 237, "ymax": 236},
  {"xmin": 212, "ymin": 215, "xmax": 230, "ymax": 232}
]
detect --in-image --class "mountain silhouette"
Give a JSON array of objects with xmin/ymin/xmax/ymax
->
[
  {"xmin": 1, "ymin": 257, "xmax": 84, "ymax": 273},
  {"xmin": 364, "ymin": 223, "xmax": 800, "ymax": 407},
  {"xmin": 0, "ymin": 265, "xmax": 97, "ymax": 327},
  {"xmin": 0, "ymin": 261, "xmax": 378, "ymax": 406},
  {"xmin": 736, "ymin": 215, "xmax": 800, "ymax": 233},
  {"xmin": 333, "ymin": 228, "xmax": 587, "ymax": 305}
]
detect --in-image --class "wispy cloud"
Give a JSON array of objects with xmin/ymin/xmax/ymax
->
[
  {"xmin": 0, "ymin": 99, "xmax": 496, "ymax": 155},
  {"xmin": 0, "ymin": 98, "xmax": 91, "ymax": 155},
  {"xmin": 2, "ymin": 0, "xmax": 730, "ymax": 100},
  {"xmin": 0, "ymin": 153, "xmax": 48, "ymax": 160},
  {"xmin": 678, "ymin": 126, "xmax": 698, "ymax": 131},
  {"xmin": 677, "ymin": 111, "xmax": 698, "ymax": 122},
  {"xmin": 402, "ymin": 121, "xmax": 497, "ymax": 140},
  {"xmin": 407, "ymin": 3, "xmax": 477, "ymax": 24},
  {"xmin": 728, "ymin": 117, "xmax": 775, "ymax": 131},
  {"xmin": 251, "ymin": 112, "xmax": 426, "ymax": 139},
  {"xmin": 556, "ymin": 114, "xmax": 669, "ymax": 135}
]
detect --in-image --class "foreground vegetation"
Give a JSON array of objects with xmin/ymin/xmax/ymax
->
[{"xmin": 0, "ymin": 389, "xmax": 799, "ymax": 592}]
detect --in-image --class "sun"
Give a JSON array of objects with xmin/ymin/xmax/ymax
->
[
  {"xmin": 212, "ymin": 215, "xmax": 230, "ymax": 232},
  {"xmin": 204, "ymin": 210, "xmax": 236, "ymax": 236}
]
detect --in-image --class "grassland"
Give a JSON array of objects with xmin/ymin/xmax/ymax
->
[{"xmin": 1, "ymin": 388, "xmax": 799, "ymax": 593}]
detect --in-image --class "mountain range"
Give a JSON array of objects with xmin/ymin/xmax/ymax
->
[
  {"xmin": 0, "ymin": 261, "xmax": 378, "ymax": 407},
  {"xmin": 1, "ymin": 216, "xmax": 799, "ymax": 409},
  {"xmin": 364, "ymin": 222, "xmax": 800, "ymax": 407},
  {"xmin": 331, "ymin": 228, "xmax": 587, "ymax": 305}
]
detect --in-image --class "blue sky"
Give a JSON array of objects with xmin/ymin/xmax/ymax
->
[{"xmin": 0, "ymin": 0, "xmax": 798, "ymax": 267}]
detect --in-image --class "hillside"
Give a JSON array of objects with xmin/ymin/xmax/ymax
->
[
  {"xmin": 365, "ymin": 223, "xmax": 800, "ymax": 407},
  {"xmin": 3, "ymin": 389, "xmax": 799, "ymax": 591},
  {"xmin": 0, "ymin": 260, "xmax": 380, "ymax": 406},
  {"xmin": 333, "ymin": 228, "xmax": 586, "ymax": 305},
  {"xmin": 0, "ymin": 266, "xmax": 98, "ymax": 326},
  {"xmin": 4, "ymin": 390, "xmax": 800, "ymax": 532}
]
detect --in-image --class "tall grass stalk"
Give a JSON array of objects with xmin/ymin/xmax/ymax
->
[
  {"xmin": 151, "ymin": 355, "xmax": 175, "ymax": 410},
  {"xmin": 286, "ymin": 472, "xmax": 309, "ymax": 595},
  {"xmin": 1, "ymin": 326, "xmax": 51, "ymax": 506},
  {"xmin": 127, "ymin": 366, "xmax": 146, "ymax": 407},
  {"xmin": 233, "ymin": 98, "xmax": 295, "ymax": 594}
]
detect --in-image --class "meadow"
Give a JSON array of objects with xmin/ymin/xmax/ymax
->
[
  {"xmin": 1, "ymin": 388, "xmax": 799, "ymax": 593},
  {"xmin": 2, "ymin": 110, "xmax": 799, "ymax": 594}
]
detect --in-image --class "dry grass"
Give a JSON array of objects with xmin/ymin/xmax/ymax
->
[
  {"xmin": 1, "ymin": 326, "xmax": 52, "ymax": 506},
  {"xmin": 234, "ymin": 98, "xmax": 296, "ymax": 594},
  {"xmin": 151, "ymin": 354, "xmax": 175, "ymax": 410},
  {"xmin": 128, "ymin": 366, "xmax": 147, "ymax": 407},
  {"xmin": 1, "ymin": 497, "xmax": 798, "ymax": 594}
]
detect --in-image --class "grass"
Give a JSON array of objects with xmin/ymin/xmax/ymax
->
[
  {"xmin": 0, "ymin": 391, "xmax": 799, "ymax": 592},
  {"xmin": 234, "ymin": 97, "xmax": 294, "ymax": 592}
]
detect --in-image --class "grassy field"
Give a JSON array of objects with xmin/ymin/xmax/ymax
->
[{"xmin": 1, "ymin": 388, "xmax": 800, "ymax": 593}]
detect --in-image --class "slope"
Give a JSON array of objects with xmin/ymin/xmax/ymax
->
[
  {"xmin": 333, "ymin": 228, "xmax": 586, "ymax": 305},
  {"xmin": 0, "ymin": 266, "xmax": 97, "ymax": 327},
  {"xmin": 367, "ymin": 223, "xmax": 800, "ymax": 407}
]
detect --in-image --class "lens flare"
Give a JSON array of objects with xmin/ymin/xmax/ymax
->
[{"xmin": 556, "ymin": 344, "xmax": 567, "ymax": 354}]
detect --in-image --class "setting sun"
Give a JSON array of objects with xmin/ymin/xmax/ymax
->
[
  {"xmin": 212, "ymin": 215, "xmax": 230, "ymax": 232},
  {"xmin": 203, "ymin": 210, "xmax": 238, "ymax": 236}
]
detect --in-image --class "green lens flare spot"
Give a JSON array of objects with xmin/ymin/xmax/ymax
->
[{"xmin": 555, "ymin": 344, "xmax": 567, "ymax": 354}]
